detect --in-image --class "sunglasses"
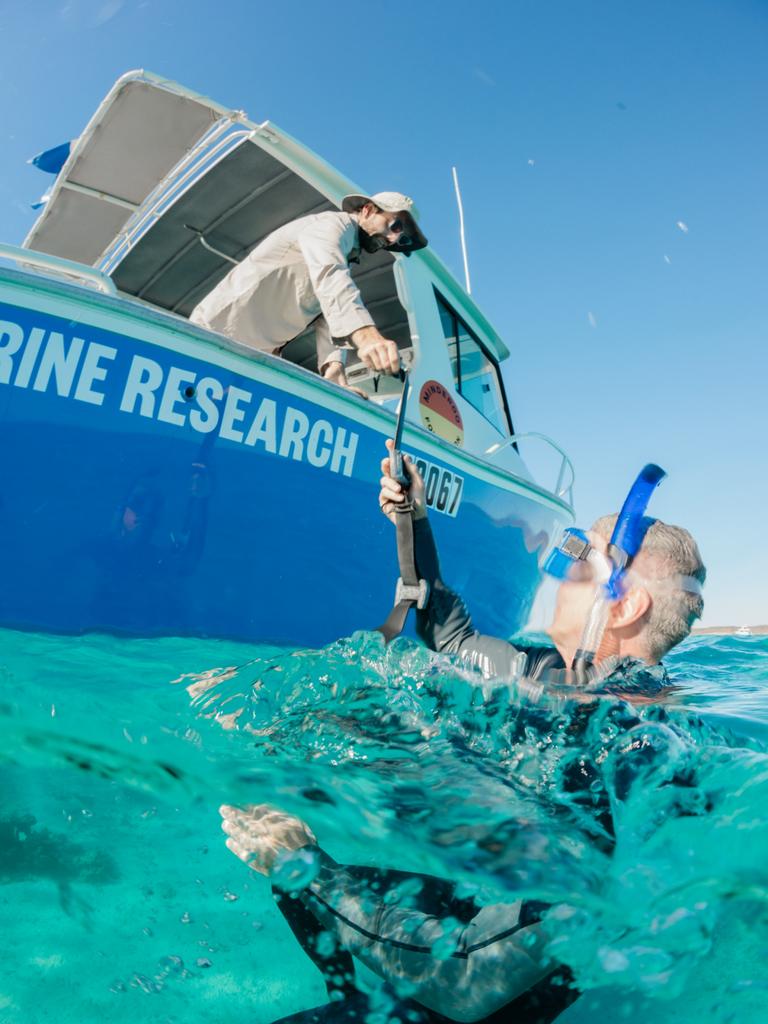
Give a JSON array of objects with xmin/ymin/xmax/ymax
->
[{"xmin": 385, "ymin": 217, "xmax": 413, "ymax": 248}]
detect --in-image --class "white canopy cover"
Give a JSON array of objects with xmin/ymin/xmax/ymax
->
[{"xmin": 24, "ymin": 71, "xmax": 220, "ymax": 265}]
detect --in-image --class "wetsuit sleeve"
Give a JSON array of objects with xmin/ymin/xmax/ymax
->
[
  {"xmin": 413, "ymin": 517, "xmax": 526, "ymax": 680},
  {"xmin": 297, "ymin": 218, "xmax": 374, "ymax": 339},
  {"xmin": 299, "ymin": 852, "xmax": 553, "ymax": 1022}
]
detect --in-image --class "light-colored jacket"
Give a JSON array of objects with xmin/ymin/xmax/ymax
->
[{"xmin": 189, "ymin": 211, "xmax": 374, "ymax": 355}]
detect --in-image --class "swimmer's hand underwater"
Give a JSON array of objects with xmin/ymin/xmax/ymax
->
[
  {"xmin": 378, "ymin": 439, "xmax": 427, "ymax": 522},
  {"xmin": 219, "ymin": 804, "xmax": 317, "ymax": 876}
]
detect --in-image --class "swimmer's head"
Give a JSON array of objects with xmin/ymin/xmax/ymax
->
[{"xmin": 547, "ymin": 517, "xmax": 705, "ymax": 665}]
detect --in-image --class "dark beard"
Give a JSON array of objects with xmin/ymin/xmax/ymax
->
[{"xmin": 358, "ymin": 227, "xmax": 387, "ymax": 254}]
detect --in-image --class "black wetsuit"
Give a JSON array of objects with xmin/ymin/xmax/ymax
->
[
  {"xmin": 272, "ymin": 518, "xmax": 670, "ymax": 1023},
  {"xmin": 274, "ymin": 856, "xmax": 578, "ymax": 1023}
]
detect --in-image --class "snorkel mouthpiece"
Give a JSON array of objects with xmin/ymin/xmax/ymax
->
[{"xmin": 572, "ymin": 463, "xmax": 667, "ymax": 675}]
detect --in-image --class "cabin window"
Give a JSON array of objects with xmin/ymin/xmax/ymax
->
[{"xmin": 436, "ymin": 293, "xmax": 510, "ymax": 434}]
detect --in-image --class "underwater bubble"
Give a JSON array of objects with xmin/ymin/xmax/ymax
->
[
  {"xmin": 315, "ymin": 931, "xmax": 338, "ymax": 958},
  {"xmin": 364, "ymin": 984, "xmax": 404, "ymax": 1024},
  {"xmin": 383, "ymin": 876, "xmax": 423, "ymax": 906},
  {"xmin": 598, "ymin": 946, "xmax": 630, "ymax": 973},
  {"xmin": 270, "ymin": 847, "xmax": 320, "ymax": 892},
  {"xmin": 430, "ymin": 917, "xmax": 463, "ymax": 960},
  {"xmin": 453, "ymin": 880, "xmax": 478, "ymax": 901}
]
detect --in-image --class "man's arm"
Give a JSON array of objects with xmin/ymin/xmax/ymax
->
[
  {"xmin": 313, "ymin": 317, "xmax": 370, "ymax": 397},
  {"xmin": 297, "ymin": 217, "xmax": 399, "ymax": 374}
]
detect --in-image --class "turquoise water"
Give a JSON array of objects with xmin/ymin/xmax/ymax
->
[{"xmin": 2, "ymin": 628, "xmax": 768, "ymax": 1023}]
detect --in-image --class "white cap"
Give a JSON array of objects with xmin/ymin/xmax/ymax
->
[{"xmin": 342, "ymin": 190, "xmax": 420, "ymax": 217}]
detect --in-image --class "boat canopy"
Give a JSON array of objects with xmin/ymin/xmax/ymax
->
[
  {"xmin": 25, "ymin": 75, "xmax": 221, "ymax": 266},
  {"xmin": 24, "ymin": 71, "xmax": 411, "ymax": 372}
]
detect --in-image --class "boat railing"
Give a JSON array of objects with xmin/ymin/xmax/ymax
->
[
  {"xmin": 99, "ymin": 118, "xmax": 258, "ymax": 275},
  {"xmin": 0, "ymin": 242, "xmax": 117, "ymax": 296},
  {"xmin": 485, "ymin": 432, "xmax": 575, "ymax": 505}
]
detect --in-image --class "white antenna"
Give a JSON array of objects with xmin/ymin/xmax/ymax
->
[{"xmin": 451, "ymin": 166, "xmax": 472, "ymax": 294}]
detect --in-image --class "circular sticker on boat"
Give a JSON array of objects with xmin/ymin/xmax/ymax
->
[{"xmin": 418, "ymin": 380, "xmax": 464, "ymax": 446}]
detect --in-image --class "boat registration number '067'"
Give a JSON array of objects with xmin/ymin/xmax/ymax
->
[{"xmin": 406, "ymin": 455, "xmax": 464, "ymax": 517}]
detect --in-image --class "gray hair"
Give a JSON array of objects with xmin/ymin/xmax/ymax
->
[{"xmin": 591, "ymin": 514, "xmax": 706, "ymax": 661}]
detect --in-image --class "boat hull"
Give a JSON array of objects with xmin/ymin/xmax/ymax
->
[{"xmin": 0, "ymin": 271, "xmax": 571, "ymax": 646}]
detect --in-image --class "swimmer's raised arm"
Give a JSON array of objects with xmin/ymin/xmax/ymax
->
[{"xmin": 378, "ymin": 441, "xmax": 526, "ymax": 676}]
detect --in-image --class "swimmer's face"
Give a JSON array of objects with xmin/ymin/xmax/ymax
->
[{"xmin": 549, "ymin": 530, "xmax": 609, "ymax": 644}]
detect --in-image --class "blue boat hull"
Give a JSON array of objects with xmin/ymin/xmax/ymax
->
[{"xmin": 0, "ymin": 273, "xmax": 571, "ymax": 646}]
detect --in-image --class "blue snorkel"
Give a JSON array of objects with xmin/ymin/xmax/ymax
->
[{"xmin": 571, "ymin": 464, "xmax": 666, "ymax": 676}]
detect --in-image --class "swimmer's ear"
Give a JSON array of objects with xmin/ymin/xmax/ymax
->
[{"xmin": 609, "ymin": 584, "xmax": 652, "ymax": 630}]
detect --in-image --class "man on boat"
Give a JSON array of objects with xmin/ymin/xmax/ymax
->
[
  {"xmin": 220, "ymin": 446, "xmax": 706, "ymax": 1022},
  {"xmin": 189, "ymin": 193, "xmax": 427, "ymax": 394}
]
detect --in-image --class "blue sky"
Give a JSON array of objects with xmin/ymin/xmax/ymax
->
[{"xmin": 1, "ymin": 0, "xmax": 766, "ymax": 626}]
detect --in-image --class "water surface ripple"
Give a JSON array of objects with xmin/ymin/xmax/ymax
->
[{"xmin": 1, "ymin": 630, "xmax": 767, "ymax": 1023}]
